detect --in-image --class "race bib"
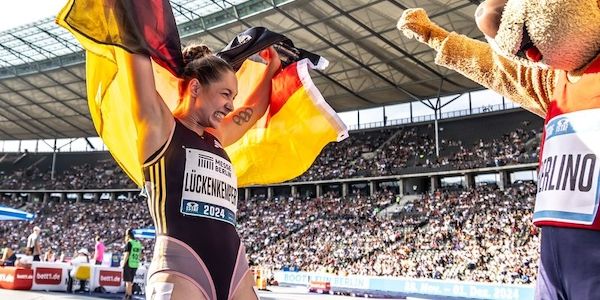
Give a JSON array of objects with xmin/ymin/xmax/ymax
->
[
  {"xmin": 534, "ymin": 109, "xmax": 600, "ymax": 225},
  {"xmin": 180, "ymin": 148, "xmax": 238, "ymax": 225}
]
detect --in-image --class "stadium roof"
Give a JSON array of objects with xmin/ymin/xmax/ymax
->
[{"xmin": 0, "ymin": 0, "xmax": 484, "ymax": 140}]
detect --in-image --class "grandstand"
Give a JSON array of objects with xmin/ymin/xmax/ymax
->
[
  {"xmin": 0, "ymin": 1, "xmax": 542, "ymax": 300},
  {"xmin": 1, "ymin": 108, "xmax": 541, "ymax": 299}
]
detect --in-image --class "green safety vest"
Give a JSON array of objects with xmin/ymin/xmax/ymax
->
[{"xmin": 127, "ymin": 239, "xmax": 142, "ymax": 268}]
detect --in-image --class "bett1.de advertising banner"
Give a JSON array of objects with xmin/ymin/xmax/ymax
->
[
  {"xmin": 0, "ymin": 263, "xmax": 131, "ymax": 293},
  {"xmin": 31, "ymin": 263, "xmax": 69, "ymax": 291},
  {"xmin": 0, "ymin": 267, "xmax": 33, "ymax": 290}
]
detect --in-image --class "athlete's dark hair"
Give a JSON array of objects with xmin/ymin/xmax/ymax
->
[
  {"xmin": 125, "ymin": 228, "xmax": 135, "ymax": 240},
  {"xmin": 180, "ymin": 43, "xmax": 234, "ymax": 98}
]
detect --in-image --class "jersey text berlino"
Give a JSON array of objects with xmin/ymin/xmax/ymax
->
[{"xmin": 534, "ymin": 61, "xmax": 600, "ymax": 230}]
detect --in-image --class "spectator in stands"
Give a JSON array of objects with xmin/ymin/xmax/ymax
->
[
  {"xmin": 67, "ymin": 248, "xmax": 90, "ymax": 293},
  {"xmin": 0, "ymin": 247, "xmax": 16, "ymax": 266},
  {"xmin": 26, "ymin": 226, "xmax": 42, "ymax": 261},
  {"xmin": 93, "ymin": 235, "xmax": 105, "ymax": 265},
  {"xmin": 121, "ymin": 229, "xmax": 142, "ymax": 300},
  {"xmin": 57, "ymin": 251, "xmax": 67, "ymax": 263},
  {"xmin": 15, "ymin": 248, "xmax": 34, "ymax": 268},
  {"xmin": 43, "ymin": 247, "xmax": 56, "ymax": 262},
  {"xmin": 111, "ymin": 251, "xmax": 121, "ymax": 268}
]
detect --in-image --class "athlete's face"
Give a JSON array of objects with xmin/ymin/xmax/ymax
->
[{"xmin": 194, "ymin": 70, "xmax": 237, "ymax": 128}]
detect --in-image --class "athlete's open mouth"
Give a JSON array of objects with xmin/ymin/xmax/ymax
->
[
  {"xmin": 516, "ymin": 25, "xmax": 542, "ymax": 62},
  {"xmin": 214, "ymin": 111, "xmax": 226, "ymax": 121}
]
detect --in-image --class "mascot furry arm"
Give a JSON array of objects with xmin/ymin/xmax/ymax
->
[
  {"xmin": 397, "ymin": 1, "xmax": 600, "ymax": 231},
  {"xmin": 397, "ymin": 8, "xmax": 556, "ymax": 117}
]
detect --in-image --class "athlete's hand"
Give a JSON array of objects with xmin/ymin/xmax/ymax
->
[{"xmin": 259, "ymin": 46, "xmax": 282, "ymax": 78}]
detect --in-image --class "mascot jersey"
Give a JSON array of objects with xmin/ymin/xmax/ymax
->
[
  {"xmin": 535, "ymin": 60, "xmax": 600, "ymax": 229},
  {"xmin": 425, "ymin": 32, "xmax": 600, "ymax": 230}
]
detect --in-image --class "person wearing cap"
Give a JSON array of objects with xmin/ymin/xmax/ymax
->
[
  {"xmin": 67, "ymin": 248, "xmax": 90, "ymax": 293},
  {"xmin": 26, "ymin": 226, "xmax": 42, "ymax": 261},
  {"xmin": 121, "ymin": 228, "xmax": 142, "ymax": 300}
]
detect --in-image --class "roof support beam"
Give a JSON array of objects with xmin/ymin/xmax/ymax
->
[
  {"xmin": 0, "ymin": 80, "xmax": 73, "ymax": 137},
  {"xmin": 0, "ymin": 88, "xmax": 55, "ymax": 138},
  {"xmin": 0, "ymin": 93, "xmax": 56, "ymax": 137},
  {"xmin": 0, "ymin": 59, "xmax": 66, "ymax": 137},
  {"xmin": 34, "ymin": 27, "xmax": 87, "ymax": 82},
  {"xmin": 300, "ymin": 5, "xmax": 444, "ymax": 98},
  {"xmin": 315, "ymin": 70, "xmax": 377, "ymax": 105},
  {"xmin": 207, "ymin": 0, "xmax": 378, "ymax": 107},
  {"xmin": 9, "ymin": 34, "xmax": 53, "ymax": 60},
  {"xmin": 12, "ymin": 69, "xmax": 88, "ymax": 118},
  {"xmin": 35, "ymin": 25, "xmax": 83, "ymax": 53},
  {"xmin": 9, "ymin": 75, "xmax": 90, "ymax": 135},
  {"xmin": 466, "ymin": 0, "xmax": 482, "ymax": 6},
  {"xmin": 276, "ymin": 0, "xmax": 385, "ymax": 36},
  {"xmin": 85, "ymin": 138, "xmax": 95, "ymax": 150},
  {"xmin": 301, "ymin": 4, "xmax": 422, "ymax": 84},
  {"xmin": 0, "ymin": 123, "xmax": 18, "ymax": 139},
  {"xmin": 430, "ymin": 3, "xmax": 474, "ymax": 19},
  {"xmin": 268, "ymin": 1, "xmax": 425, "ymax": 103},
  {"xmin": 9, "ymin": 33, "xmax": 87, "ymax": 100},
  {"xmin": 321, "ymin": 0, "xmax": 466, "ymax": 89},
  {"xmin": 0, "ymin": 64, "xmax": 87, "ymax": 137},
  {"xmin": 171, "ymin": 2, "xmax": 229, "ymax": 45},
  {"xmin": 0, "ymin": 42, "xmax": 90, "ymax": 136},
  {"xmin": 440, "ymin": 93, "xmax": 464, "ymax": 110}
]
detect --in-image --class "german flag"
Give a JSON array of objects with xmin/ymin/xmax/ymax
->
[
  {"xmin": 56, "ymin": 0, "xmax": 347, "ymax": 187},
  {"xmin": 228, "ymin": 56, "xmax": 347, "ymax": 186}
]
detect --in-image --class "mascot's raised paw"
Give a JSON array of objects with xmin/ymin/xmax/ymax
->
[
  {"xmin": 396, "ymin": 8, "xmax": 429, "ymax": 41},
  {"xmin": 395, "ymin": 1, "xmax": 600, "ymax": 299},
  {"xmin": 397, "ymin": 8, "xmax": 449, "ymax": 51}
]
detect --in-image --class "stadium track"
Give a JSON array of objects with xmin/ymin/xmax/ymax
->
[{"xmin": 0, "ymin": 286, "xmax": 412, "ymax": 300}]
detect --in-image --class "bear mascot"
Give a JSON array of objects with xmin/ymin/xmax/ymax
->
[{"xmin": 397, "ymin": 1, "xmax": 600, "ymax": 299}]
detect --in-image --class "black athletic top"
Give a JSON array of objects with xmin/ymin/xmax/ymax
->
[{"xmin": 143, "ymin": 119, "xmax": 240, "ymax": 299}]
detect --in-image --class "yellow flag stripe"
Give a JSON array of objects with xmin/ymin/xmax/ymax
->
[
  {"xmin": 153, "ymin": 163, "xmax": 162, "ymax": 233},
  {"xmin": 148, "ymin": 164, "xmax": 157, "ymax": 225},
  {"xmin": 159, "ymin": 157, "xmax": 167, "ymax": 234}
]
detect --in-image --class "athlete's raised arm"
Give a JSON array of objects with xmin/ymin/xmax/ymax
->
[
  {"xmin": 128, "ymin": 54, "xmax": 176, "ymax": 163},
  {"xmin": 208, "ymin": 47, "xmax": 281, "ymax": 147}
]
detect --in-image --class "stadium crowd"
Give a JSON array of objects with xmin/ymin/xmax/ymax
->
[
  {"xmin": 0, "ymin": 194, "xmax": 152, "ymax": 264},
  {"xmin": 244, "ymin": 183, "xmax": 539, "ymax": 285},
  {"xmin": 293, "ymin": 120, "xmax": 540, "ymax": 181},
  {"xmin": 1, "ymin": 182, "xmax": 539, "ymax": 285},
  {"xmin": 0, "ymin": 160, "xmax": 137, "ymax": 190},
  {"xmin": 346, "ymin": 183, "xmax": 539, "ymax": 284},
  {"xmin": 0, "ymin": 113, "xmax": 542, "ymax": 285},
  {"xmin": 0, "ymin": 115, "xmax": 540, "ymax": 189}
]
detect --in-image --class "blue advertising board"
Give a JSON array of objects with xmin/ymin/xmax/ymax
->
[{"xmin": 274, "ymin": 271, "xmax": 534, "ymax": 300}]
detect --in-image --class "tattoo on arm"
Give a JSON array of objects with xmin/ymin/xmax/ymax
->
[{"xmin": 232, "ymin": 107, "xmax": 254, "ymax": 125}]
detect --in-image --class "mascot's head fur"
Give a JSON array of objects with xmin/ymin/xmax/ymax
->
[{"xmin": 475, "ymin": 0, "xmax": 600, "ymax": 71}]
